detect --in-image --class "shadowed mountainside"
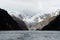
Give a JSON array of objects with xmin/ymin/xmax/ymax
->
[
  {"xmin": 12, "ymin": 15, "xmax": 28, "ymax": 30},
  {"xmin": 42, "ymin": 14, "xmax": 60, "ymax": 30},
  {"xmin": 0, "ymin": 8, "xmax": 28, "ymax": 30}
]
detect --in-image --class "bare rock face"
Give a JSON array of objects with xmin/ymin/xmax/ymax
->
[
  {"xmin": 0, "ymin": 8, "xmax": 28, "ymax": 30},
  {"xmin": 42, "ymin": 14, "xmax": 60, "ymax": 30},
  {"xmin": 36, "ymin": 11, "xmax": 60, "ymax": 31}
]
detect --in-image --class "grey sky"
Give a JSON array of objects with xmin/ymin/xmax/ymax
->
[{"xmin": 0, "ymin": 0, "xmax": 60, "ymax": 16}]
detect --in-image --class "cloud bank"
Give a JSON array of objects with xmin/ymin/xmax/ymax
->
[{"xmin": 0, "ymin": 0, "xmax": 60, "ymax": 16}]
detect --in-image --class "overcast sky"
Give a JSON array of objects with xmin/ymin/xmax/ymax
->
[{"xmin": 0, "ymin": 0, "xmax": 60, "ymax": 16}]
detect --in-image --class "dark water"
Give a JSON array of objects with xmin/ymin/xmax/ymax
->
[{"xmin": 0, "ymin": 31, "xmax": 60, "ymax": 40}]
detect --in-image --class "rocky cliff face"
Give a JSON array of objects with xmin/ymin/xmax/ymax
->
[
  {"xmin": 34, "ymin": 10, "xmax": 60, "ymax": 30},
  {"xmin": 36, "ymin": 11, "xmax": 60, "ymax": 30},
  {"xmin": 36, "ymin": 16, "xmax": 57, "ymax": 30},
  {"xmin": 42, "ymin": 14, "xmax": 60, "ymax": 30}
]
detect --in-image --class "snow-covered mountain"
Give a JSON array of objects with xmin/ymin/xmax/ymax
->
[
  {"xmin": 20, "ymin": 13, "xmax": 52, "ymax": 30},
  {"xmin": 30, "ymin": 10, "xmax": 60, "ymax": 30},
  {"xmin": 10, "ymin": 9, "xmax": 60, "ymax": 23},
  {"xmin": 11, "ymin": 10, "xmax": 60, "ymax": 30},
  {"xmin": 22, "ymin": 10, "xmax": 60, "ymax": 30}
]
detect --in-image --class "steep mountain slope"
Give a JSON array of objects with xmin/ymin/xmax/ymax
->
[
  {"xmin": 0, "ymin": 8, "xmax": 22, "ymax": 30},
  {"xmin": 36, "ymin": 16, "xmax": 57, "ymax": 30},
  {"xmin": 11, "ymin": 10, "xmax": 60, "ymax": 30},
  {"xmin": 36, "ymin": 10, "xmax": 60, "ymax": 30},
  {"xmin": 42, "ymin": 11, "xmax": 60, "ymax": 30},
  {"xmin": 12, "ymin": 15, "xmax": 28, "ymax": 30},
  {"xmin": 22, "ymin": 13, "xmax": 52, "ymax": 30}
]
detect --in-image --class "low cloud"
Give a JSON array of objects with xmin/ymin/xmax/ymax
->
[{"xmin": 0, "ymin": 0, "xmax": 60, "ymax": 16}]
